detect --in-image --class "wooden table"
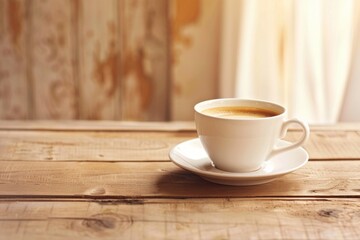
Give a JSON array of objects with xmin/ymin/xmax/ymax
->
[{"xmin": 1, "ymin": 121, "xmax": 360, "ymax": 240}]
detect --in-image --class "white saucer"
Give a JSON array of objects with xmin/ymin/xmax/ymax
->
[{"xmin": 169, "ymin": 138, "xmax": 309, "ymax": 186}]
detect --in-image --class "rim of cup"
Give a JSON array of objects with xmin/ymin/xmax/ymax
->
[{"xmin": 194, "ymin": 98, "xmax": 286, "ymax": 121}]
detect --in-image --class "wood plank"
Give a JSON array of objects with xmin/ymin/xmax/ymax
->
[
  {"xmin": 0, "ymin": 0, "xmax": 29, "ymax": 119},
  {"xmin": 170, "ymin": 0, "xmax": 221, "ymax": 120},
  {"xmin": 120, "ymin": 0, "xmax": 169, "ymax": 121},
  {"xmin": 0, "ymin": 121, "xmax": 360, "ymax": 131},
  {"xmin": 0, "ymin": 130, "xmax": 195, "ymax": 161},
  {"xmin": 29, "ymin": 0, "xmax": 77, "ymax": 119},
  {"xmin": 286, "ymin": 130, "xmax": 360, "ymax": 160},
  {"xmin": 1, "ymin": 128, "xmax": 360, "ymax": 161},
  {"xmin": 309, "ymin": 123, "xmax": 360, "ymax": 130},
  {"xmin": 78, "ymin": 0, "xmax": 120, "ymax": 120},
  {"xmin": 0, "ymin": 161, "xmax": 359, "ymax": 197},
  {"xmin": 0, "ymin": 120, "xmax": 196, "ymax": 131},
  {"xmin": 0, "ymin": 199, "xmax": 359, "ymax": 239}
]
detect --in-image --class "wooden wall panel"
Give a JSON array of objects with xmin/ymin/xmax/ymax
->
[
  {"xmin": 170, "ymin": 0, "xmax": 221, "ymax": 120},
  {"xmin": 0, "ymin": 0, "xmax": 29, "ymax": 119},
  {"xmin": 30, "ymin": 0, "xmax": 77, "ymax": 119},
  {"xmin": 78, "ymin": 0, "xmax": 120, "ymax": 120},
  {"xmin": 120, "ymin": 0, "xmax": 169, "ymax": 121},
  {"xmin": 0, "ymin": 0, "xmax": 222, "ymax": 121}
]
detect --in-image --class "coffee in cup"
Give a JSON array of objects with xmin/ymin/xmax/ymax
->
[
  {"xmin": 194, "ymin": 98, "xmax": 310, "ymax": 173},
  {"xmin": 201, "ymin": 106, "xmax": 278, "ymax": 119}
]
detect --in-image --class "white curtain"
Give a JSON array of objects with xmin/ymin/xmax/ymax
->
[{"xmin": 220, "ymin": 0, "xmax": 360, "ymax": 123}]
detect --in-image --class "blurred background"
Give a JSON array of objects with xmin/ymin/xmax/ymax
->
[{"xmin": 0, "ymin": 0, "xmax": 359, "ymax": 123}]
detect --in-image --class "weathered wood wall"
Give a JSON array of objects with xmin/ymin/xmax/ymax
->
[{"xmin": 0, "ymin": 0, "xmax": 220, "ymax": 121}]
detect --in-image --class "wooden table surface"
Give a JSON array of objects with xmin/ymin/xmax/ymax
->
[{"xmin": 1, "ymin": 121, "xmax": 360, "ymax": 240}]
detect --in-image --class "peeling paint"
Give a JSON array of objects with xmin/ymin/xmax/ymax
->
[
  {"xmin": 0, "ymin": 1, "xmax": 5, "ymax": 36},
  {"xmin": 120, "ymin": 0, "xmax": 173, "ymax": 121},
  {"xmin": 92, "ymin": 24, "xmax": 118, "ymax": 98},
  {"xmin": 172, "ymin": 0, "xmax": 200, "ymax": 48},
  {"xmin": 122, "ymin": 48, "xmax": 152, "ymax": 111},
  {"xmin": 88, "ymin": 18, "xmax": 119, "ymax": 120},
  {"xmin": 8, "ymin": 0, "xmax": 22, "ymax": 49},
  {"xmin": 0, "ymin": 0, "xmax": 28, "ymax": 119}
]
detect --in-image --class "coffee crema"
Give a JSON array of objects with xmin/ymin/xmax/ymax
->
[{"xmin": 201, "ymin": 106, "xmax": 278, "ymax": 119}]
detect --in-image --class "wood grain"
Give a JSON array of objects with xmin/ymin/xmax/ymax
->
[
  {"xmin": 0, "ymin": 0, "xmax": 29, "ymax": 119},
  {"xmin": 287, "ymin": 130, "xmax": 360, "ymax": 159},
  {"xmin": 0, "ymin": 0, "xmax": 219, "ymax": 121},
  {"xmin": 120, "ymin": 0, "xmax": 169, "ymax": 121},
  {"xmin": 30, "ymin": 0, "xmax": 77, "ymax": 119},
  {"xmin": 0, "ymin": 130, "xmax": 195, "ymax": 161},
  {"xmin": 1, "ymin": 126, "xmax": 360, "ymax": 161},
  {"xmin": 1, "ymin": 120, "xmax": 360, "ymax": 131},
  {"xmin": 0, "ymin": 120, "xmax": 196, "ymax": 131},
  {"xmin": 0, "ymin": 199, "xmax": 359, "ymax": 239},
  {"xmin": 170, "ymin": 0, "xmax": 221, "ymax": 120},
  {"xmin": 0, "ymin": 161, "xmax": 359, "ymax": 198},
  {"xmin": 0, "ymin": 124, "xmax": 359, "ymax": 239},
  {"xmin": 78, "ymin": 0, "xmax": 120, "ymax": 120}
]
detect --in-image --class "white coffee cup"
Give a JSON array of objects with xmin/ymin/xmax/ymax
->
[{"xmin": 194, "ymin": 98, "xmax": 310, "ymax": 173}]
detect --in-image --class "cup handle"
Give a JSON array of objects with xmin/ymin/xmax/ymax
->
[{"xmin": 268, "ymin": 118, "xmax": 310, "ymax": 159}]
